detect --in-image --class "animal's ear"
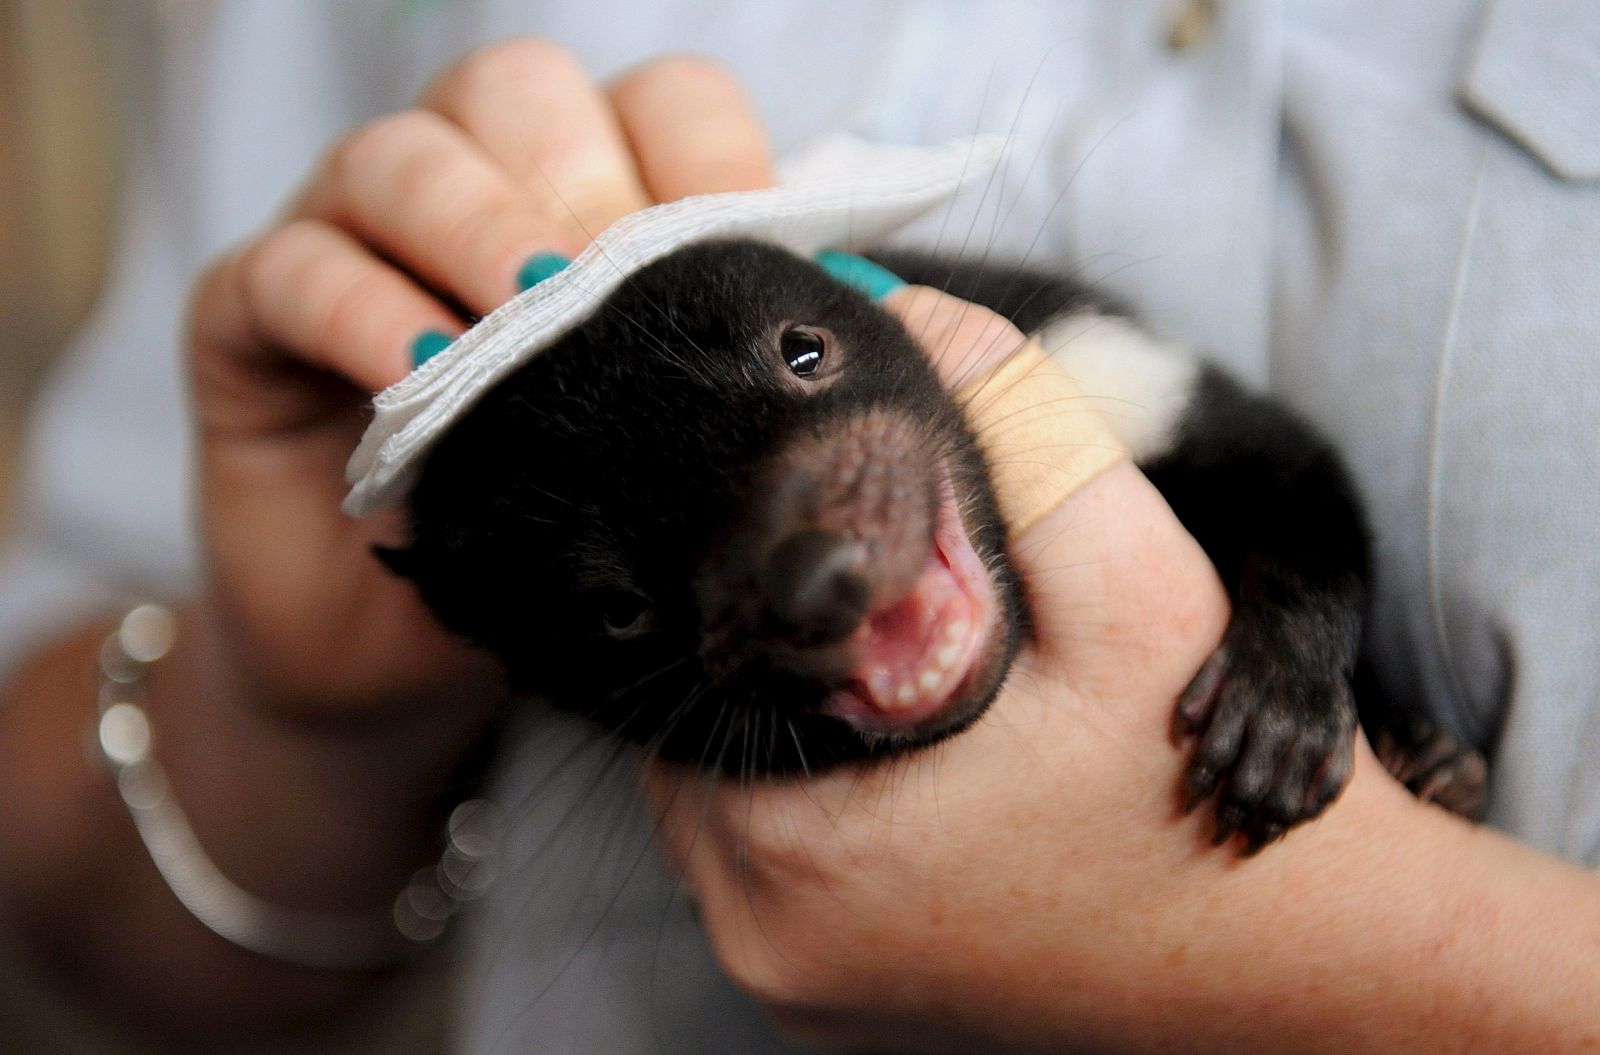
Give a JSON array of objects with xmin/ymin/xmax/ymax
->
[{"xmin": 372, "ymin": 543, "xmax": 416, "ymax": 579}]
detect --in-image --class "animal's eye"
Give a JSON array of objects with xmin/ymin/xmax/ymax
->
[
  {"xmin": 601, "ymin": 591, "xmax": 653, "ymax": 640},
  {"xmin": 781, "ymin": 327, "xmax": 827, "ymax": 379}
]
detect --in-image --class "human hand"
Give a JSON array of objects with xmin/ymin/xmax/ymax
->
[
  {"xmin": 644, "ymin": 288, "xmax": 1231, "ymax": 1048},
  {"xmin": 645, "ymin": 292, "xmax": 1532, "ymax": 1054},
  {"xmin": 0, "ymin": 41, "xmax": 795, "ymax": 1034},
  {"xmin": 185, "ymin": 40, "xmax": 774, "ymax": 730}
]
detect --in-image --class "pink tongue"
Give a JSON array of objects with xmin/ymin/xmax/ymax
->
[{"xmin": 840, "ymin": 501, "xmax": 994, "ymax": 729}]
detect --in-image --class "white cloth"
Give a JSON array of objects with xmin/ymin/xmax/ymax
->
[{"xmin": 344, "ymin": 134, "xmax": 1001, "ymax": 514}]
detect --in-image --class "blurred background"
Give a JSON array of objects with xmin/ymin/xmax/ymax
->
[
  {"xmin": 0, "ymin": 0, "xmax": 121, "ymax": 527},
  {"xmin": 0, "ymin": 4, "xmax": 450, "ymax": 1051}
]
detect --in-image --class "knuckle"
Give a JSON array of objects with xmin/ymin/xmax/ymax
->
[
  {"xmin": 538, "ymin": 178, "xmax": 636, "ymax": 233},
  {"xmin": 711, "ymin": 935, "xmax": 819, "ymax": 1012},
  {"xmin": 327, "ymin": 109, "xmax": 441, "ymax": 186},
  {"xmin": 236, "ymin": 222, "xmax": 315, "ymax": 311},
  {"xmin": 317, "ymin": 266, "xmax": 393, "ymax": 353},
  {"xmin": 621, "ymin": 52, "xmax": 741, "ymax": 96},
  {"xmin": 186, "ymin": 249, "xmax": 251, "ymax": 357},
  {"xmin": 190, "ymin": 250, "xmax": 239, "ymax": 317},
  {"xmin": 731, "ymin": 806, "xmax": 821, "ymax": 886},
  {"xmin": 433, "ymin": 190, "xmax": 516, "ymax": 275},
  {"xmin": 433, "ymin": 36, "xmax": 585, "ymax": 106}
]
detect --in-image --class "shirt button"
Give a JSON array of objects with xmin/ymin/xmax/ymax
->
[{"xmin": 1167, "ymin": 0, "xmax": 1219, "ymax": 51}]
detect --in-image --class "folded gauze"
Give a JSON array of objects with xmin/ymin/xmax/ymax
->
[{"xmin": 343, "ymin": 133, "xmax": 1005, "ymax": 516}]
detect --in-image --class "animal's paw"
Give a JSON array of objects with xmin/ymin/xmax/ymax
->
[
  {"xmin": 1370, "ymin": 716, "xmax": 1488, "ymax": 821},
  {"xmin": 1174, "ymin": 625, "xmax": 1358, "ymax": 854}
]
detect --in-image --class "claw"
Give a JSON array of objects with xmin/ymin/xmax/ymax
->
[
  {"xmin": 1175, "ymin": 647, "xmax": 1229, "ymax": 741},
  {"xmin": 1369, "ymin": 717, "xmax": 1488, "ymax": 821},
  {"xmin": 1211, "ymin": 817, "xmax": 1238, "ymax": 847},
  {"xmin": 1242, "ymin": 821, "xmax": 1285, "ymax": 856},
  {"xmin": 1176, "ymin": 614, "xmax": 1361, "ymax": 857}
]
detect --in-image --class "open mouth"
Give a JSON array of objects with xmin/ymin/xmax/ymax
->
[{"xmin": 822, "ymin": 472, "xmax": 1000, "ymax": 735}]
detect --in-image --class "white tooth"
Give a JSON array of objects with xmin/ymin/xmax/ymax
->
[
  {"xmin": 896, "ymin": 683, "xmax": 917, "ymax": 706},
  {"xmin": 919, "ymin": 670, "xmax": 941, "ymax": 692},
  {"xmin": 945, "ymin": 619, "xmax": 969, "ymax": 643},
  {"xmin": 936, "ymin": 645, "xmax": 959, "ymax": 669}
]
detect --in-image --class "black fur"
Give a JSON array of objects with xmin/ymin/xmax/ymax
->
[
  {"xmin": 880, "ymin": 252, "xmax": 1485, "ymax": 847},
  {"xmin": 381, "ymin": 241, "xmax": 1024, "ymax": 776},
  {"xmin": 381, "ymin": 237, "xmax": 1483, "ymax": 849},
  {"xmin": 1147, "ymin": 367, "xmax": 1369, "ymax": 848}
]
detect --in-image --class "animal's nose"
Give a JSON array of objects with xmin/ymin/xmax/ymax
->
[{"xmin": 763, "ymin": 530, "xmax": 871, "ymax": 646}]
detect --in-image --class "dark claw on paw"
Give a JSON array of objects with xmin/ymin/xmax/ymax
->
[
  {"xmin": 1211, "ymin": 816, "xmax": 1238, "ymax": 847},
  {"xmin": 1178, "ymin": 634, "xmax": 1358, "ymax": 855},
  {"xmin": 1184, "ymin": 767, "xmax": 1220, "ymax": 814},
  {"xmin": 1175, "ymin": 647, "xmax": 1229, "ymax": 741},
  {"xmin": 1374, "ymin": 721, "xmax": 1489, "ymax": 821},
  {"xmin": 1241, "ymin": 821, "xmax": 1285, "ymax": 856}
]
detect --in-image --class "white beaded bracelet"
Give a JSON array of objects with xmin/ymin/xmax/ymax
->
[{"xmin": 94, "ymin": 603, "xmax": 500, "ymax": 970}]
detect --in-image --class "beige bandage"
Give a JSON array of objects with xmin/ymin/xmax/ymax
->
[{"xmin": 955, "ymin": 338, "xmax": 1128, "ymax": 536}]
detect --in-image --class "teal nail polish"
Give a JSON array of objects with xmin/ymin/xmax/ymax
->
[
  {"xmin": 815, "ymin": 250, "xmax": 906, "ymax": 300},
  {"xmin": 411, "ymin": 329, "xmax": 453, "ymax": 368},
  {"xmin": 517, "ymin": 252, "xmax": 571, "ymax": 293}
]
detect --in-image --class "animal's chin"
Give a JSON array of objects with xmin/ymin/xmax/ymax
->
[{"xmin": 821, "ymin": 470, "xmax": 1005, "ymax": 738}]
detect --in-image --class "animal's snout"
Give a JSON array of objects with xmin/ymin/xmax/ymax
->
[
  {"xmin": 695, "ymin": 408, "xmax": 942, "ymax": 683},
  {"xmin": 763, "ymin": 531, "xmax": 871, "ymax": 646}
]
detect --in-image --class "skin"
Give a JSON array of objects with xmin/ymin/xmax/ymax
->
[
  {"xmin": 0, "ymin": 36, "xmax": 1596, "ymax": 1052},
  {"xmin": 0, "ymin": 40, "xmax": 775, "ymax": 1043},
  {"xmin": 649, "ymin": 420, "xmax": 1600, "ymax": 1054},
  {"xmin": 651, "ymin": 290, "xmax": 1600, "ymax": 1054}
]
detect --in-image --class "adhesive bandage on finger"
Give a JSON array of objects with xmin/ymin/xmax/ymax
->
[
  {"xmin": 955, "ymin": 339, "xmax": 1128, "ymax": 537},
  {"xmin": 344, "ymin": 134, "xmax": 1003, "ymax": 516}
]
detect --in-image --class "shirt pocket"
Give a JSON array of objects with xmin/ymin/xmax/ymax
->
[{"xmin": 1459, "ymin": 0, "xmax": 1600, "ymax": 181}]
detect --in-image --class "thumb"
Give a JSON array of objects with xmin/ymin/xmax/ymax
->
[{"xmin": 882, "ymin": 285, "xmax": 1226, "ymax": 690}]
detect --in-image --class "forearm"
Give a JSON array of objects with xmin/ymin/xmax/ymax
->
[
  {"xmin": 0, "ymin": 604, "xmax": 494, "ymax": 1039},
  {"xmin": 943, "ymin": 747, "xmax": 1600, "ymax": 1054},
  {"xmin": 1146, "ymin": 763, "xmax": 1598, "ymax": 1053}
]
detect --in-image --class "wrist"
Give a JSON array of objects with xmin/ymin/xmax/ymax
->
[
  {"xmin": 989, "ymin": 747, "xmax": 1600, "ymax": 1055},
  {"xmin": 147, "ymin": 599, "xmax": 501, "ymax": 913},
  {"xmin": 1, "ymin": 605, "xmax": 484, "ymax": 1038}
]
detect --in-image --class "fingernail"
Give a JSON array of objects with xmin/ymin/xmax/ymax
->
[
  {"xmin": 517, "ymin": 251, "xmax": 571, "ymax": 293},
  {"xmin": 411, "ymin": 329, "xmax": 454, "ymax": 368},
  {"xmin": 815, "ymin": 250, "xmax": 906, "ymax": 300}
]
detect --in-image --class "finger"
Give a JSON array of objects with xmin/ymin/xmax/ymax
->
[
  {"xmin": 642, "ymin": 763, "xmax": 704, "ymax": 873},
  {"xmin": 642, "ymin": 762, "xmax": 744, "ymax": 903},
  {"xmin": 883, "ymin": 286, "xmax": 1128, "ymax": 545},
  {"xmin": 292, "ymin": 108, "xmax": 566, "ymax": 313},
  {"xmin": 880, "ymin": 285, "xmax": 1029, "ymax": 390},
  {"xmin": 192, "ymin": 219, "xmax": 462, "ymax": 439},
  {"xmin": 608, "ymin": 54, "xmax": 775, "ymax": 201},
  {"xmin": 239, "ymin": 218, "xmax": 463, "ymax": 388},
  {"xmin": 424, "ymin": 37, "xmax": 651, "ymax": 242}
]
